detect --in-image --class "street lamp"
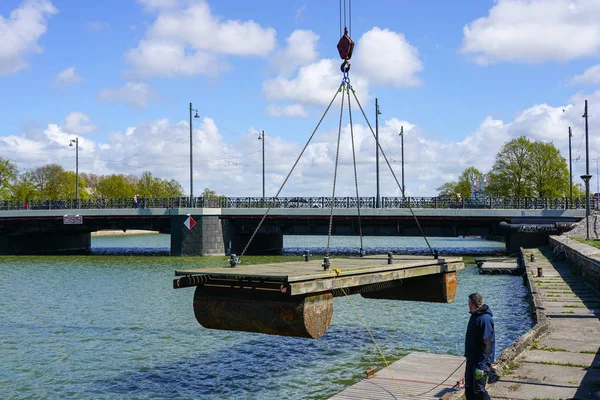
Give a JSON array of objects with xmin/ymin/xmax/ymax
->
[
  {"xmin": 189, "ymin": 102, "xmax": 200, "ymax": 207},
  {"xmin": 581, "ymin": 174, "xmax": 592, "ymax": 240},
  {"xmin": 375, "ymin": 98, "xmax": 382, "ymax": 208},
  {"xmin": 69, "ymin": 137, "xmax": 79, "ymax": 208},
  {"xmin": 399, "ymin": 126, "xmax": 405, "ymax": 199},
  {"xmin": 258, "ymin": 130, "xmax": 265, "ymax": 198}
]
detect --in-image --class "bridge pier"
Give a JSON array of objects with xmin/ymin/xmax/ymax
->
[
  {"xmin": 170, "ymin": 215, "xmax": 229, "ymax": 256},
  {"xmin": 0, "ymin": 232, "xmax": 91, "ymax": 255}
]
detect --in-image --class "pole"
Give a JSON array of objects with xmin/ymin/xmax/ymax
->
[
  {"xmin": 400, "ymin": 126, "xmax": 405, "ymax": 198},
  {"xmin": 375, "ymin": 98, "xmax": 380, "ymax": 208},
  {"xmin": 75, "ymin": 138, "xmax": 79, "ymax": 208},
  {"xmin": 585, "ymin": 100, "xmax": 590, "ymax": 218},
  {"xmin": 262, "ymin": 130, "xmax": 265, "ymax": 198},
  {"xmin": 569, "ymin": 126, "xmax": 572, "ymax": 203},
  {"xmin": 189, "ymin": 102, "xmax": 194, "ymax": 207}
]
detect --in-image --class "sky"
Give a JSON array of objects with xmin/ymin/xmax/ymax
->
[{"xmin": 2, "ymin": 0, "xmax": 600, "ymax": 198}]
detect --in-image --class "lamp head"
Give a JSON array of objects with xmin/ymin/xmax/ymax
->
[
  {"xmin": 194, "ymin": 112, "xmax": 200, "ymax": 118},
  {"xmin": 69, "ymin": 142, "xmax": 73, "ymax": 147}
]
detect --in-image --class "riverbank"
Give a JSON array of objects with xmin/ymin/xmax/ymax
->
[
  {"xmin": 91, "ymin": 229, "xmax": 159, "ymax": 237},
  {"xmin": 485, "ymin": 246, "xmax": 600, "ymax": 399}
]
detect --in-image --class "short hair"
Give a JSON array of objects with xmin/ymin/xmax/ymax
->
[{"xmin": 468, "ymin": 293, "xmax": 483, "ymax": 307}]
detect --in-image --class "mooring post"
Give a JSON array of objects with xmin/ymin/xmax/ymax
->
[
  {"xmin": 387, "ymin": 252, "xmax": 393, "ymax": 264},
  {"xmin": 230, "ymin": 254, "xmax": 238, "ymax": 268},
  {"xmin": 304, "ymin": 251, "xmax": 310, "ymax": 262},
  {"xmin": 537, "ymin": 267, "xmax": 543, "ymax": 277},
  {"xmin": 434, "ymin": 250, "xmax": 439, "ymax": 259},
  {"xmin": 322, "ymin": 257, "xmax": 330, "ymax": 271},
  {"xmin": 530, "ymin": 254, "xmax": 535, "ymax": 262}
]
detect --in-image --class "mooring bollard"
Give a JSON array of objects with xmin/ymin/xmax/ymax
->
[
  {"xmin": 322, "ymin": 257, "xmax": 330, "ymax": 271},
  {"xmin": 304, "ymin": 251, "xmax": 310, "ymax": 262},
  {"xmin": 530, "ymin": 254, "xmax": 535, "ymax": 262},
  {"xmin": 387, "ymin": 252, "xmax": 393, "ymax": 265},
  {"xmin": 230, "ymin": 254, "xmax": 238, "ymax": 268},
  {"xmin": 537, "ymin": 267, "xmax": 543, "ymax": 277},
  {"xmin": 434, "ymin": 249, "xmax": 439, "ymax": 259}
]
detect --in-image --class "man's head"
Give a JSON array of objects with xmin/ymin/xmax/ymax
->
[{"xmin": 468, "ymin": 293, "xmax": 483, "ymax": 313}]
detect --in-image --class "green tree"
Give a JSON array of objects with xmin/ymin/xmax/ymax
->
[
  {"xmin": 0, "ymin": 158, "xmax": 18, "ymax": 199},
  {"xmin": 528, "ymin": 141, "xmax": 569, "ymax": 197},
  {"xmin": 10, "ymin": 170, "xmax": 37, "ymax": 200},
  {"xmin": 437, "ymin": 166, "xmax": 484, "ymax": 199},
  {"xmin": 96, "ymin": 174, "xmax": 137, "ymax": 198},
  {"xmin": 486, "ymin": 136, "xmax": 533, "ymax": 197},
  {"xmin": 30, "ymin": 164, "xmax": 67, "ymax": 199}
]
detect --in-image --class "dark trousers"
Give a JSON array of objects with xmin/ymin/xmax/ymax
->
[{"xmin": 465, "ymin": 360, "xmax": 491, "ymax": 400}]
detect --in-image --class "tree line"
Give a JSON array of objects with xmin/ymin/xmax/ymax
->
[
  {"xmin": 0, "ymin": 160, "xmax": 186, "ymax": 200},
  {"xmin": 438, "ymin": 136, "xmax": 583, "ymax": 199}
]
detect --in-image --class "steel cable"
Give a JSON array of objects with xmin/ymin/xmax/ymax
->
[
  {"xmin": 239, "ymin": 87, "xmax": 342, "ymax": 258},
  {"xmin": 351, "ymin": 90, "xmax": 435, "ymax": 256},
  {"xmin": 347, "ymin": 88, "xmax": 364, "ymax": 253}
]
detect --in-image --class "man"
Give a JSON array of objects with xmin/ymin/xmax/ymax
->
[{"xmin": 464, "ymin": 293, "xmax": 495, "ymax": 400}]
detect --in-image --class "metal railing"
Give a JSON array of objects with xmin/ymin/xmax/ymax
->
[{"xmin": 0, "ymin": 196, "xmax": 594, "ymax": 211}]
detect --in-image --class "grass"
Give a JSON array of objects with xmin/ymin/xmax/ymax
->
[
  {"xmin": 567, "ymin": 380, "xmax": 578, "ymax": 385},
  {"xmin": 532, "ymin": 340, "xmax": 567, "ymax": 352},
  {"xmin": 503, "ymin": 361, "xmax": 519, "ymax": 375},
  {"xmin": 561, "ymin": 311, "xmax": 575, "ymax": 314},
  {"xmin": 581, "ymin": 350, "xmax": 599, "ymax": 354},
  {"xmin": 537, "ymin": 361, "xmax": 588, "ymax": 368},
  {"xmin": 564, "ymin": 305, "xmax": 586, "ymax": 308},
  {"xmin": 573, "ymin": 238, "xmax": 600, "ymax": 249}
]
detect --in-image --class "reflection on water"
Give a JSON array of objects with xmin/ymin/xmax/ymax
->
[
  {"xmin": 91, "ymin": 233, "xmax": 505, "ymax": 256},
  {"xmin": 0, "ymin": 235, "xmax": 525, "ymax": 399}
]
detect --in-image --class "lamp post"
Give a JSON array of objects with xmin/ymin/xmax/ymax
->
[
  {"xmin": 258, "ymin": 130, "xmax": 265, "ymax": 198},
  {"xmin": 375, "ymin": 98, "xmax": 381, "ymax": 208},
  {"xmin": 399, "ymin": 126, "xmax": 405, "ymax": 198},
  {"xmin": 581, "ymin": 174, "xmax": 592, "ymax": 240},
  {"xmin": 69, "ymin": 137, "xmax": 79, "ymax": 208},
  {"xmin": 189, "ymin": 102, "xmax": 200, "ymax": 207}
]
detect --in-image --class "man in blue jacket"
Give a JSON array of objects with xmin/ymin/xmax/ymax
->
[{"xmin": 464, "ymin": 292, "xmax": 495, "ymax": 400}]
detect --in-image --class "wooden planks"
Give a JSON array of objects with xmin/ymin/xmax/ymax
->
[
  {"xmin": 478, "ymin": 261, "xmax": 520, "ymax": 275},
  {"xmin": 176, "ymin": 255, "xmax": 463, "ymax": 282},
  {"xmin": 330, "ymin": 352, "xmax": 465, "ymax": 400},
  {"xmin": 175, "ymin": 255, "xmax": 464, "ymax": 296}
]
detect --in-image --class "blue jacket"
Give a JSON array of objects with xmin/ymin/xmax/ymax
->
[{"xmin": 464, "ymin": 304, "xmax": 495, "ymax": 370}]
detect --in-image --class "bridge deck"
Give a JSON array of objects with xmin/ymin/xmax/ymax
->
[
  {"xmin": 175, "ymin": 255, "xmax": 464, "ymax": 296},
  {"xmin": 329, "ymin": 352, "xmax": 464, "ymax": 399}
]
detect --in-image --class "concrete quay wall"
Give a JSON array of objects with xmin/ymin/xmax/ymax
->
[{"xmin": 550, "ymin": 235, "xmax": 600, "ymax": 291}]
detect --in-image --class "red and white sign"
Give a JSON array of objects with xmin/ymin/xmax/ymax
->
[{"xmin": 184, "ymin": 216, "xmax": 196, "ymax": 230}]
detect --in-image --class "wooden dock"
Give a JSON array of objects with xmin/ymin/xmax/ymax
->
[
  {"xmin": 478, "ymin": 259, "xmax": 522, "ymax": 275},
  {"xmin": 173, "ymin": 255, "xmax": 465, "ymax": 338},
  {"xmin": 330, "ymin": 352, "xmax": 465, "ymax": 400}
]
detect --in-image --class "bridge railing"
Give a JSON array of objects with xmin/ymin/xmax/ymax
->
[{"xmin": 0, "ymin": 196, "xmax": 595, "ymax": 210}]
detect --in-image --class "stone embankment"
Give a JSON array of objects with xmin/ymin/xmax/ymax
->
[{"xmin": 485, "ymin": 246, "xmax": 600, "ymax": 399}]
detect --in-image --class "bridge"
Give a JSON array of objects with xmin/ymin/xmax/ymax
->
[{"xmin": 0, "ymin": 196, "xmax": 587, "ymax": 255}]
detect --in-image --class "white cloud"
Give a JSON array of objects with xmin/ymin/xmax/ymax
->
[
  {"xmin": 55, "ymin": 66, "xmax": 84, "ymax": 86},
  {"xmin": 296, "ymin": 6, "xmax": 307, "ymax": 24},
  {"xmin": 461, "ymin": 0, "xmax": 600, "ymax": 64},
  {"xmin": 137, "ymin": 0, "xmax": 184, "ymax": 11},
  {"xmin": 3, "ymin": 95, "xmax": 597, "ymax": 198},
  {"xmin": 62, "ymin": 111, "xmax": 98, "ymax": 135},
  {"xmin": 263, "ymin": 59, "xmax": 370, "ymax": 107},
  {"xmin": 353, "ymin": 27, "xmax": 423, "ymax": 87},
  {"xmin": 0, "ymin": 0, "xmax": 58, "ymax": 76},
  {"xmin": 270, "ymin": 30, "xmax": 319, "ymax": 76},
  {"xmin": 267, "ymin": 104, "xmax": 307, "ymax": 117},
  {"xmin": 263, "ymin": 27, "xmax": 420, "ymax": 111},
  {"xmin": 98, "ymin": 82, "xmax": 158, "ymax": 107},
  {"xmin": 86, "ymin": 21, "xmax": 110, "ymax": 32},
  {"xmin": 569, "ymin": 64, "xmax": 600, "ymax": 85},
  {"xmin": 126, "ymin": 2, "xmax": 276, "ymax": 78}
]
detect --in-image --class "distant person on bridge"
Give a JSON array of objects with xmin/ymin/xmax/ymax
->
[
  {"xmin": 133, "ymin": 194, "xmax": 140, "ymax": 209},
  {"xmin": 464, "ymin": 292, "xmax": 495, "ymax": 400}
]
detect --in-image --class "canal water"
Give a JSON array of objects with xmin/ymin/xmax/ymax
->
[{"xmin": 0, "ymin": 235, "xmax": 530, "ymax": 399}]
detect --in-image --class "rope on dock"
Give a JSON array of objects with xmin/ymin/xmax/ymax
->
[{"xmin": 331, "ymin": 268, "xmax": 466, "ymax": 397}]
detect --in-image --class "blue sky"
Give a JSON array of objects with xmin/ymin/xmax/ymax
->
[{"xmin": 2, "ymin": 0, "xmax": 600, "ymax": 197}]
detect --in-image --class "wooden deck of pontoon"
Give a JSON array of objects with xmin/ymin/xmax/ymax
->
[{"xmin": 174, "ymin": 255, "xmax": 464, "ymax": 338}]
